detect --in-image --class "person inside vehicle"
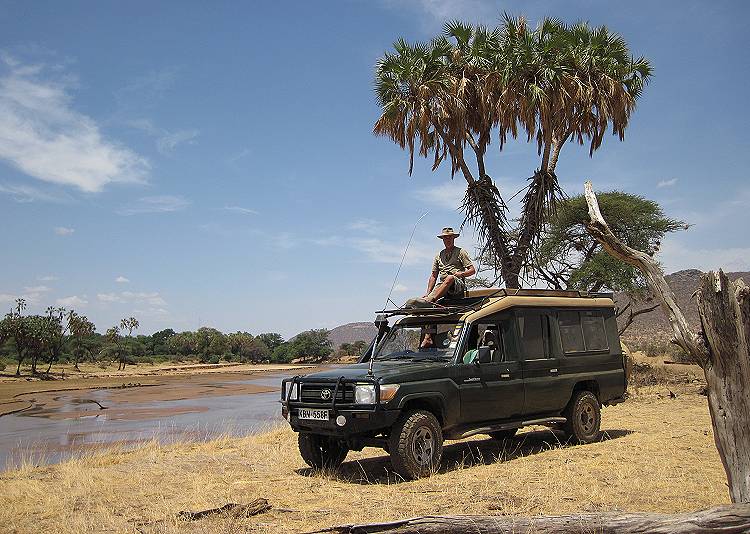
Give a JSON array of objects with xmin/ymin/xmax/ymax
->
[
  {"xmin": 424, "ymin": 227, "xmax": 476, "ymax": 303},
  {"xmin": 419, "ymin": 332, "xmax": 434, "ymax": 351},
  {"xmin": 463, "ymin": 328, "xmax": 499, "ymax": 364}
]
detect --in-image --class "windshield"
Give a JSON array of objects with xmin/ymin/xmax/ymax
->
[{"xmin": 374, "ymin": 321, "xmax": 463, "ymax": 362}]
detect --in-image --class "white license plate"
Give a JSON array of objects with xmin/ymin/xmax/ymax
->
[{"xmin": 298, "ymin": 409, "xmax": 329, "ymax": 421}]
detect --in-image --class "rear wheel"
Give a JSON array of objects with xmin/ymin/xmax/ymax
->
[
  {"xmin": 488, "ymin": 428, "xmax": 517, "ymax": 441},
  {"xmin": 389, "ymin": 410, "xmax": 443, "ymax": 480},
  {"xmin": 298, "ymin": 433, "xmax": 348, "ymax": 470},
  {"xmin": 562, "ymin": 390, "xmax": 601, "ymax": 444}
]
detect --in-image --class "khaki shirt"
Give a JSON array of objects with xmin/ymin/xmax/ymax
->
[{"xmin": 432, "ymin": 247, "xmax": 473, "ymax": 281}]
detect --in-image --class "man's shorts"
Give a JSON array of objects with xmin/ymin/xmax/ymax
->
[{"xmin": 428, "ymin": 274, "xmax": 466, "ymax": 300}]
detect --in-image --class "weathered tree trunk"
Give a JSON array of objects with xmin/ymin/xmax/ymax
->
[
  {"xmin": 697, "ymin": 272, "xmax": 750, "ymax": 503},
  {"xmin": 316, "ymin": 504, "xmax": 750, "ymax": 534},
  {"xmin": 583, "ymin": 181, "xmax": 750, "ymax": 503}
]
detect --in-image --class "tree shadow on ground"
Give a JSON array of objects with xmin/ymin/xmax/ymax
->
[{"xmin": 296, "ymin": 428, "xmax": 633, "ymax": 485}]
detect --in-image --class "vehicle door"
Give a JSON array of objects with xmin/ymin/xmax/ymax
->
[
  {"xmin": 518, "ymin": 309, "xmax": 565, "ymax": 416},
  {"xmin": 456, "ymin": 315, "xmax": 524, "ymax": 424}
]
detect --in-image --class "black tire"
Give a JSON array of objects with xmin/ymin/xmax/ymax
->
[
  {"xmin": 488, "ymin": 428, "xmax": 517, "ymax": 441},
  {"xmin": 298, "ymin": 433, "xmax": 348, "ymax": 470},
  {"xmin": 389, "ymin": 410, "xmax": 443, "ymax": 480},
  {"xmin": 562, "ymin": 390, "xmax": 601, "ymax": 444}
]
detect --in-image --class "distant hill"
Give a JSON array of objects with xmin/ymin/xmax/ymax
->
[
  {"xmin": 328, "ymin": 322, "xmax": 377, "ymax": 348},
  {"xmin": 319, "ymin": 269, "xmax": 749, "ymax": 349},
  {"xmin": 617, "ymin": 269, "xmax": 749, "ymax": 345}
]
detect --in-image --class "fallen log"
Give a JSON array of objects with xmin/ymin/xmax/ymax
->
[
  {"xmin": 315, "ymin": 504, "xmax": 750, "ymax": 534},
  {"xmin": 177, "ymin": 498, "xmax": 271, "ymax": 521}
]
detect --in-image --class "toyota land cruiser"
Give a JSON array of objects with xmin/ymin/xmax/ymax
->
[{"xmin": 280, "ymin": 288, "xmax": 626, "ymax": 480}]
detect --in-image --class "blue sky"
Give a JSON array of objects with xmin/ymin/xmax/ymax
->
[{"xmin": 1, "ymin": 0, "xmax": 748, "ymax": 338}]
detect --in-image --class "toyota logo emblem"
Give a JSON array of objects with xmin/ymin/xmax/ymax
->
[{"xmin": 320, "ymin": 389, "xmax": 332, "ymax": 400}]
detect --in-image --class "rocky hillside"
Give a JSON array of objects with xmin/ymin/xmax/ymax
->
[
  {"xmin": 617, "ymin": 269, "xmax": 749, "ymax": 345},
  {"xmin": 328, "ymin": 322, "xmax": 377, "ymax": 348}
]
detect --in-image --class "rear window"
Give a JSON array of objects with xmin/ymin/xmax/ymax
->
[
  {"xmin": 582, "ymin": 315, "xmax": 609, "ymax": 351},
  {"xmin": 559, "ymin": 311, "xmax": 584, "ymax": 353},
  {"xmin": 559, "ymin": 311, "xmax": 609, "ymax": 354}
]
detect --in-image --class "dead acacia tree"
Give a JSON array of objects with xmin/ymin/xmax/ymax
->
[{"xmin": 584, "ymin": 181, "xmax": 750, "ymax": 504}]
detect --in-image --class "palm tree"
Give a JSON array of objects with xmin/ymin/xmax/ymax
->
[
  {"xmin": 374, "ymin": 25, "xmax": 514, "ymax": 283},
  {"xmin": 374, "ymin": 16, "xmax": 652, "ymax": 288},
  {"xmin": 499, "ymin": 17, "xmax": 652, "ymax": 286}
]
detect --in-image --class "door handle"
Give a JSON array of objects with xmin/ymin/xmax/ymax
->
[
  {"xmin": 500, "ymin": 373, "xmax": 511, "ymax": 379},
  {"xmin": 550, "ymin": 368, "xmax": 559, "ymax": 374}
]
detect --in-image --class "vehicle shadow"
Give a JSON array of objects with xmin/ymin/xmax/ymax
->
[{"xmin": 296, "ymin": 428, "xmax": 633, "ymax": 485}]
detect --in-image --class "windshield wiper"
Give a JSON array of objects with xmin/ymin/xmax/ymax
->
[
  {"xmin": 377, "ymin": 350, "xmax": 417, "ymax": 361},
  {"xmin": 413, "ymin": 355, "xmax": 451, "ymax": 362}
]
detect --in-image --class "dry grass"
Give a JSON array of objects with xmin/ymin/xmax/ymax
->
[{"xmin": 0, "ymin": 381, "xmax": 727, "ymax": 534}]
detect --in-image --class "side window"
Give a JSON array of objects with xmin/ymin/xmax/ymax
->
[
  {"xmin": 581, "ymin": 313, "xmax": 609, "ymax": 351},
  {"xmin": 559, "ymin": 311, "xmax": 585, "ymax": 353},
  {"xmin": 463, "ymin": 321, "xmax": 508, "ymax": 363},
  {"xmin": 518, "ymin": 313, "xmax": 551, "ymax": 359}
]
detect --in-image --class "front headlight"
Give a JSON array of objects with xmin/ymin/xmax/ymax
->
[
  {"xmin": 283, "ymin": 382, "xmax": 298, "ymax": 401},
  {"xmin": 354, "ymin": 384, "xmax": 376, "ymax": 404}
]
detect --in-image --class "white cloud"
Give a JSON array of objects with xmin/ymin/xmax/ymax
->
[
  {"xmin": 0, "ymin": 55, "xmax": 149, "ymax": 192},
  {"xmin": 0, "ymin": 182, "xmax": 71, "ymax": 203},
  {"xmin": 56, "ymin": 295, "xmax": 87, "ymax": 307},
  {"xmin": 275, "ymin": 232, "xmax": 297, "ymax": 250},
  {"xmin": 23, "ymin": 285, "xmax": 51, "ymax": 293},
  {"xmin": 309, "ymin": 236, "xmax": 342, "ymax": 246},
  {"xmin": 226, "ymin": 147, "xmax": 251, "ymax": 164},
  {"xmin": 381, "ymin": 0, "xmax": 497, "ymax": 29},
  {"xmin": 348, "ymin": 237, "xmax": 434, "ymax": 266},
  {"xmin": 267, "ymin": 271, "xmax": 288, "ymax": 282},
  {"xmin": 53, "ymin": 226, "xmax": 74, "ymax": 236},
  {"xmin": 660, "ymin": 237, "xmax": 750, "ymax": 273},
  {"xmin": 115, "ymin": 68, "xmax": 179, "ymax": 108},
  {"xmin": 38, "ymin": 275, "xmax": 58, "ymax": 281},
  {"xmin": 156, "ymin": 128, "xmax": 199, "ymax": 154},
  {"xmin": 0, "ymin": 293, "xmax": 17, "ymax": 304},
  {"xmin": 348, "ymin": 218, "xmax": 381, "ymax": 234},
  {"xmin": 392, "ymin": 283, "xmax": 409, "ymax": 292},
  {"xmin": 224, "ymin": 205, "xmax": 259, "ymax": 215},
  {"xmin": 98, "ymin": 290, "xmax": 167, "ymax": 307},
  {"xmin": 133, "ymin": 307, "xmax": 168, "ymax": 317},
  {"xmin": 414, "ymin": 181, "xmax": 465, "ymax": 211},
  {"xmin": 118, "ymin": 195, "xmax": 190, "ymax": 215},
  {"xmin": 657, "ymin": 178, "xmax": 678, "ymax": 188},
  {"xmin": 115, "ymin": 276, "xmax": 130, "ymax": 283},
  {"xmin": 125, "ymin": 118, "xmax": 198, "ymax": 155}
]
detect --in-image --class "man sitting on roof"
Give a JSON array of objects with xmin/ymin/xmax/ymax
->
[{"xmin": 424, "ymin": 227, "xmax": 476, "ymax": 303}]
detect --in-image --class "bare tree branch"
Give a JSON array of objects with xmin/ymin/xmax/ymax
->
[{"xmin": 583, "ymin": 181, "xmax": 708, "ymax": 365}]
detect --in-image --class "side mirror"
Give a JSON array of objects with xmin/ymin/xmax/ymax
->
[{"xmin": 478, "ymin": 346, "xmax": 492, "ymax": 364}]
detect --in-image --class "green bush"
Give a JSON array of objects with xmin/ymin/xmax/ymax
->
[
  {"xmin": 207, "ymin": 355, "xmax": 220, "ymax": 365},
  {"xmin": 634, "ymin": 339, "xmax": 691, "ymax": 363}
]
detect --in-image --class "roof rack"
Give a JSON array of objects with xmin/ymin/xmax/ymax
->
[
  {"xmin": 466, "ymin": 288, "xmax": 614, "ymax": 299},
  {"xmin": 377, "ymin": 288, "xmax": 613, "ymax": 318}
]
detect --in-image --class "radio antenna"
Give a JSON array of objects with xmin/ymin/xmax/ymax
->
[
  {"xmin": 369, "ymin": 211, "xmax": 429, "ymax": 377},
  {"xmin": 382, "ymin": 211, "xmax": 429, "ymax": 312}
]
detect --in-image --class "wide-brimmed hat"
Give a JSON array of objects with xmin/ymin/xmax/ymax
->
[{"xmin": 437, "ymin": 227, "xmax": 460, "ymax": 239}]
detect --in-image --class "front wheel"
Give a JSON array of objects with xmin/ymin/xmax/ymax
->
[
  {"xmin": 298, "ymin": 433, "xmax": 348, "ymax": 470},
  {"xmin": 562, "ymin": 390, "xmax": 601, "ymax": 444},
  {"xmin": 389, "ymin": 410, "xmax": 443, "ymax": 480}
]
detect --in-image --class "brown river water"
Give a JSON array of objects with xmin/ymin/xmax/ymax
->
[{"xmin": 0, "ymin": 368, "xmax": 322, "ymax": 470}]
